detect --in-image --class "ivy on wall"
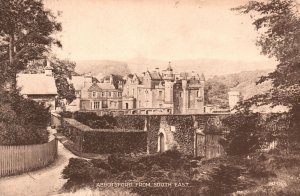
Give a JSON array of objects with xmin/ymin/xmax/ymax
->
[
  {"xmin": 115, "ymin": 115, "xmax": 145, "ymax": 130},
  {"xmin": 166, "ymin": 115, "xmax": 195, "ymax": 155},
  {"xmin": 148, "ymin": 116, "xmax": 161, "ymax": 153}
]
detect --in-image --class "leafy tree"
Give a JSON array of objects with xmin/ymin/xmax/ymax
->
[
  {"xmin": 0, "ymin": 0, "xmax": 62, "ymax": 145},
  {"xmin": 230, "ymin": 0, "xmax": 300, "ymax": 153},
  {"xmin": 0, "ymin": 0, "xmax": 61, "ymax": 89},
  {"xmin": 51, "ymin": 57, "xmax": 76, "ymax": 103},
  {"xmin": 233, "ymin": 0, "xmax": 300, "ymax": 117},
  {"xmin": 205, "ymin": 79, "xmax": 230, "ymax": 108}
]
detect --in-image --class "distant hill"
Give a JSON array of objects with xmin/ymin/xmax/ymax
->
[
  {"xmin": 74, "ymin": 57, "xmax": 276, "ymax": 78},
  {"xmin": 206, "ymin": 70, "xmax": 273, "ymax": 108},
  {"xmin": 126, "ymin": 57, "xmax": 276, "ymax": 77},
  {"xmin": 75, "ymin": 60, "xmax": 131, "ymax": 77}
]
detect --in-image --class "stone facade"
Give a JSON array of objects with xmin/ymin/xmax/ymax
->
[
  {"xmin": 122, "ymin": 63, "xmax": 205, "ymax": 114},
  {"xmin": 68, "ymin": 63, "xmax": 205, "ymax": 114},
  {"xmin": 67, "ymin": 74, "xmax": 123, "ymax": 111}
]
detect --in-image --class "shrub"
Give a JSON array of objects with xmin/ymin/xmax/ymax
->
[
  {"xmin": 90, "ymin": 159, "xmax": 112, "ymax": 171},
  {"xmin": 0, "ymin": 92, "xmax": 49, "ymax": 145},
  {"xmin": 222, "ymin": 112, "xmax": 294, "ymax": 156},
  {"xmin": 202, "ymin": 164, "xmax": 252, "ymax": 195},
  {"xmin": 0, "ymin": 123, "xmax": 48, "ymax": 145},
  {"xmin": 62, "ymin": 149, "xmax": 194, "ymax": 194},
  {"xmin": 107, "ymin": 154, "xmax": 134, "ymax": 172},
  {"xmin": 62, "ymin": 158, "xmax": 94, "ymax": 183},
  {"xmin": 73, "ymin": 112, "xmax": 117, "ymax": 129},
  {"xmin": 11, "ymin": 97, "xmax": 50, "ymax": 127},
  {"xmin": 222, "ymin": 113, "xmax": 264, "ymax": 155}
]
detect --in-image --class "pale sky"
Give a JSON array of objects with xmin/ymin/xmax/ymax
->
[{"xmin": 45, "ymin": 0, "xmax": 276, "ymax": 67}]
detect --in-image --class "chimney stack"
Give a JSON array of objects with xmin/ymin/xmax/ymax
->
[{"xmin": 45, "ymin": 60, "xmax": 53, "ymax": 76}]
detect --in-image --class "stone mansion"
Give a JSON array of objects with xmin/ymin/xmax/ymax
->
[{"xmin": 67, "ymin": 63, "xmax": 205, "ymax": 114}]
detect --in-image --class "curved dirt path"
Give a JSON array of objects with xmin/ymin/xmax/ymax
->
[{"xmin": 0, "ymin": 141, "xmax": 77, "ymax": 196}]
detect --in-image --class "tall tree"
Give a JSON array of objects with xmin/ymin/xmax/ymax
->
[
  {"xmin": 233, "ymin": 0, "xmax": 300, "ymax": 118},
  {"xmin": 0, "ymin": 0, "xmax": 61, "ymax": 89},
  {"xmin": 230, "ymin": 0, "xmax": 300, "ymax": 152},
  {"xmin": 51, "ymin": 57, "xmax": 76, "ymax": 103}
]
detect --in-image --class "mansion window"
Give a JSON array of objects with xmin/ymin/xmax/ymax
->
[
  {"xmin": 93, "ymin": 101, "xmax": 100, "ymax": 109},
  {"xmin": 180, "ymin": 92, "xmax": 182, "ymax": 97},
  {"xmin": 118, "ymin": 92, "xmax": 122, "ymax": 97},
  {"xmin": 101, "ymin": 92, "xmax": 105, "ymax": 97},
  {"xmin": 197, "ymin": 91, "xmax": 199, "ymax": 97},
  {"xmin": 92, "ymin": 91, "xmax": 97, "ymax": 98},
  {"xmin": 108, "ymin": 92, "xmax": 111, "ymax": 97},
  {"xmin": 102, "ymin": 100, "xmax": 108, "ymax": 108},
  {"xmin": 159, "ymin": 91, "xmax": 163, "ymax": 99},
  {"xmin": 110, "ymin": 101, "xmax": 117, "ymax": 107}
]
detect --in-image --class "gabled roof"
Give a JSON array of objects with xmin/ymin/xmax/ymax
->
[
  {"xmin": 88, "ymin": 83, "xmax": 102, "ymax": 92},
  {"xmin": 146, "ymin": 71, "xmax": 162, "ymax": 80},
  {"xmin": 17, "ymin": 74, "xmax": 57, "ymax": 95}
]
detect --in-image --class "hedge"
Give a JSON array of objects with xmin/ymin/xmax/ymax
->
[
  {"xmin": 62, "ymin": 118, "xmax": 147, "ymax": 154},
  {"xmin": 82, "ymin": 131, "xmax": 147, "ymax": 154},
  {"xmin": 72, "ymin": 112, "xmax": 145, "ymax": 130}
]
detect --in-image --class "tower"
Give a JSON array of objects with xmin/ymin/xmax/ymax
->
[
  {"xmin": 182, "ymin": 75, "xmax": 188, "ymax": 114},
  {"xmin": 164, "ymin": 62, "xmax": 174, "ymax": 104}
]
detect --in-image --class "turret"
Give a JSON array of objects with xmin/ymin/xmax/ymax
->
[
  {"xmin": 164, "ymin": 62, "xmax": 174, "ymax": 104},
  {"xmin": 163, "ymin": 62, "xmax": 174, "ymax": 81}
]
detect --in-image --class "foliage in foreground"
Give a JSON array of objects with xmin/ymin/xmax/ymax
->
[
  {"xmin": 62, "ymin": 150, "xmax": 261, "ymax": 195},
  {"xmin": 0, "ymin": 90, "xmax": 49, "ymax": 145},
  {"xmin": 221, "ymin": 111, "xmax": 300, "ymax": 156},
  {"xmin": 62, "ymin": 149, "xmax": 300, "ymax": 196}
]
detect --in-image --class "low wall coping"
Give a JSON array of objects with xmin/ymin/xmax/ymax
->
[{"xmin": 63, "ymin": 118, "xmax": 145, "ymax": 132}]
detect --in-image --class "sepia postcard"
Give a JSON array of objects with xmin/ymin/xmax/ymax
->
[{"xmin": 0, "ymin": 0, "xmax": 299, "ymax": 195}]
